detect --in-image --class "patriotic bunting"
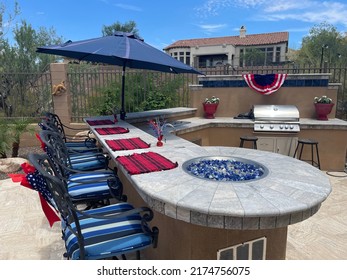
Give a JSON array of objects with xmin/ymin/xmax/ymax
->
[{"xmin": 243, "ymin": 73, "xmax": 287, "ymax": 95}]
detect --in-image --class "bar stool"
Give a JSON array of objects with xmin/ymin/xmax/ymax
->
[
  {"xmin": 239, "ymin": 136, "xmax": 258, "ymax": 149},
  {"xmin": 293, "ymin": 138, "xmax": 321, "ymax": 169}
]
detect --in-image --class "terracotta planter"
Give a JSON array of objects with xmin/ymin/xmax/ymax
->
[
  {"xmin": 203, "ymin": 103, "xmax": 219, "ymax": 119},
  {"xmin": 314, "ymin": 103, "xmax": 334, "ymax": 120}
]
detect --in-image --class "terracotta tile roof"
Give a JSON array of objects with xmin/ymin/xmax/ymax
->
[{"xmin": 164, "ymin": 32, "xmax": 289, "ymax": 50}]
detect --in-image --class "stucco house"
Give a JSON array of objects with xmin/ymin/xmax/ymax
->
[{"xmin": 163, "ymin": 26, "xmax": 289, "ymax": 68}]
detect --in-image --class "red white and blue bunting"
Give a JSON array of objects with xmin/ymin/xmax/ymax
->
[{"xmin": 243, "ymin": 73, "xmax": 287, "ymax": 95}]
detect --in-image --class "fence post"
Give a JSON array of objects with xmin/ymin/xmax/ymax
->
[{"xmin": 50, "ymin": 63, "xmax": 71, "ymax": 124}]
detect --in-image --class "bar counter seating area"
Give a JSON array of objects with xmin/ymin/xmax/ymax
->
[
  {"xmin": 4, "ymin": 72, "xmax": 347, "ymax": 260},
  {"xmin": 81, "ymin": 73, "xmax": 346, "ymax": 260}
]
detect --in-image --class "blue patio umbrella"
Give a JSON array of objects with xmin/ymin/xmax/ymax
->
[{"xmin": 37, "ymin": 32, "xmax": 203, "ymax": 120}]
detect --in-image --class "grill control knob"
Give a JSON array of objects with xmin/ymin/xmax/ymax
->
[
  {"xmin": 260, "ymin": 124, "xmax": 264, "ymax": 129},
  {"xmin": 285, "ymin": 125, "xmax": 289, "ymax": 129},
  {"xmin": 290, "ymin": 125, "xmax": 294, "ymax": 129},
  {"xmin": 270, "ymin": 125, "xmax": 274, "ymax": 129},
  {"xmin": 280, "ymin": 125, "xmax": 284, "ymax": 129}
]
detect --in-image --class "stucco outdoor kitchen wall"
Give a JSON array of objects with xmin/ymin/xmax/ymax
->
[
  {"xmin": 190, "ymin": 74, "xmax": 337, "ymax": 119},
  {"xmin": 185, "ymin": 74, "xmax": 347, "ymax": 171}
]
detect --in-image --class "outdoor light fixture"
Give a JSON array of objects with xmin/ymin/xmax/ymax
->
[{"xmin": 320, "ymin": 44, "xmax": 329, "ymax": 73}]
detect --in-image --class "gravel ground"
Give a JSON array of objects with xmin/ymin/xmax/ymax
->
[{"xmin": 0, "ymin": 146, "xmax": 44, "ymax": 180}]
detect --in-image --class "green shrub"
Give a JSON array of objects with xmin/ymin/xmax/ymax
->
[
  {"xmin": 0, "ymin": 118, "xmax": 35, "ymax": 158},
  {"xmin": 0, "ymin": 119, "xmax": 14, "ymax": 158}
]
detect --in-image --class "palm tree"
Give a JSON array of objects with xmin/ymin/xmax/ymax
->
[
  {"xmin": 9, "ymin": 118, "xmax": 35, "ymax": 157},
  {"xmin": 0, "ymin": 119, "xmax": 14, "ymax": 158}
]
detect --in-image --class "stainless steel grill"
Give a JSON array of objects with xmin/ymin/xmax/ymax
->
[{"xmin": 253, "ymin": 105, "xmax": 300, "ymax": 132}]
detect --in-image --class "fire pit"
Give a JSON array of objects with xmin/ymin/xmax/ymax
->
[{"xmin": 182, "ymin": 156, "xmax": 268, "ymax": 182}]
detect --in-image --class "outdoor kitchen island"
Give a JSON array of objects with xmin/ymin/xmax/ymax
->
[
  {"xmin": 171, "ymin": 115, "xmax": 347, "ymax": 172},
  {"xmin": 86, "ymin": 115, "xmax": 332, "ymax": 260}
]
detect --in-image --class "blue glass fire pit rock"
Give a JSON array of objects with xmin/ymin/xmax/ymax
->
[{"xmin": 182, "ymin": 156, "xmax": 267, "ymax": 182}]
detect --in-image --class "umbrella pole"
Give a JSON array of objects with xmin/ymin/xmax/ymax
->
[{"xmin": 120, "ymin": 65, "xmax": 126, "ymax": 120}]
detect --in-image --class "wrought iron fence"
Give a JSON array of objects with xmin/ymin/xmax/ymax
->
[
  {"xmin": 198, "ymin": 63, "xmax": 347, "ymax": 119},
  {"xmin": 67, "ymin": 65, "xmax": 197, "ymax": 122},
  {"xmin": 2, "ymin": 63, "xmax": 347, "ymax": 121},
  {"xmin": 0, "ymin": 72, "xmax": 52, "ymax": 119}
]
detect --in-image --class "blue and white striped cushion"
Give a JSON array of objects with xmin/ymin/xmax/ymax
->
[
  {"xmin": 68, "ymin": 170, "xmax": 115, "ymax": 182},
  {"xmin": 66, "ymin": 141, "xmax": 96, "ymax": 148},
  {"xmin": 69, "ymin": 152, "xmax": 104, "ymax": 161},
  {"xmin": 69, "ymin": 152, "xmax": 101, "ymax": 161},
  {"xmin": 67, "ymin": 180, "xmax": 112, "ymax": 199},
  {"xmin": 60, "ymin": 202, "xmax": 134, "ymax": 236},
  {"xmin": 67, "ymin": 145, "xmax": 98, "ymax": 154},
  {"xmin": 67, "ymin": 171, "xmax": 119, "ymax": 200},
  {"xmin": 69, "ymin": 153, "xmax": 107, "ymax": 170},
  {"xmin": 64, "ymin": 213, "xmax": 152, "ymax": 259},
  {"xmin": 76, "ymin": 202, "xmax": 134, "ymax": 218}
]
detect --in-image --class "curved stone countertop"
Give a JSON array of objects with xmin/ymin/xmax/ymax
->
[
  {"xmin": 86, "ymin": 115, "xmax": 332, "ymax": 230},
  {"xmin": 122, "ymin": 107, "xmax": 347, "ymax": 131},
  {"xmin": 167, "ymin": 117, "xmax": 347, "ymax": 134}
]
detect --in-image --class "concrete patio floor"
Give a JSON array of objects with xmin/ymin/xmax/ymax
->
[{"xmin": 0, "ymin": 169, "xmax": 346, "ymax": 260}]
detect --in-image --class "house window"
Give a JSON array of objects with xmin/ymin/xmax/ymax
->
[
  {"xmin": 243, "ymin": 48, "xmax": 265, "ymax": 66},
  {"xmin": 240, "ymin": 49, "xmax": 244, "ymax": 67},
  {"xmin": 275, "ymin": 47, "xmax": 281, "ymax": 62},
  {"xmin": 186, "ymin": 52, "xmax": 190, "ymax": 65},
  {"xmin": 266, "ymin": 47, "xmax": 274, "ymax": 65},
  {"xmin": 186, "ymin": 57, "xmax": 190, "ymax": 65},
  {"xmin": 198, "ymin": 54, "xmax": 228, "ymax": 68},
  {"xmin": 179, "ymin": 52, "xmax": 185, "ymax": 63}
]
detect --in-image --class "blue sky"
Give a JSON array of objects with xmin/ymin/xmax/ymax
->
[{"xmin": 4, "ymin": 0, "xmax": 347, "ymax": 50}]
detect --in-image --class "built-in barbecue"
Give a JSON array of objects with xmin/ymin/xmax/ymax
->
[{"xmin": 253, "ymin": 105, "xmax": 300, "ymax": 133}]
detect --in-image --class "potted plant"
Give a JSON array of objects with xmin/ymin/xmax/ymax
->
[
  {"xmin": 203, "ymin": 96, "xmax": 220, "ymax": 119},
  {"xmin": 314, "ymin": 95, "xmax": 334, "ymax": 120}
]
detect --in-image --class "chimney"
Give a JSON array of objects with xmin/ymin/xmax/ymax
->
[{"xmin": 240, "ymin": 26, "xmax": 246, "ymax": 38}]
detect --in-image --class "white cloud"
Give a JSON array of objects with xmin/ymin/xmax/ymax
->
[
  {"xmin": 263, "ymin": 0, "xmax": 313, "ymax": 12},
  {"xmin": 233, "ymin": 0, "xmax": 266, "ymax": 8},
  {"xmin": 198, "ymin": 23, "xmax": 227, "ymax": 33},
  {"xmin": 195, "ymin": 0, "xmax": 233, "ymax": 17},
  {"xmin": 113, "ymin": 3, "xmax": 142, "ymax": 12},
  {"xmin": 98, "ymin": 0, "xmax": 142, "ymax": 12},
  {"xmin": 195, "ymin": 0, "xmax": 347, "ymax": 34},
  {"xmin": 259, "ymin": 1, "xmax": 347, "ymax": 26}
]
